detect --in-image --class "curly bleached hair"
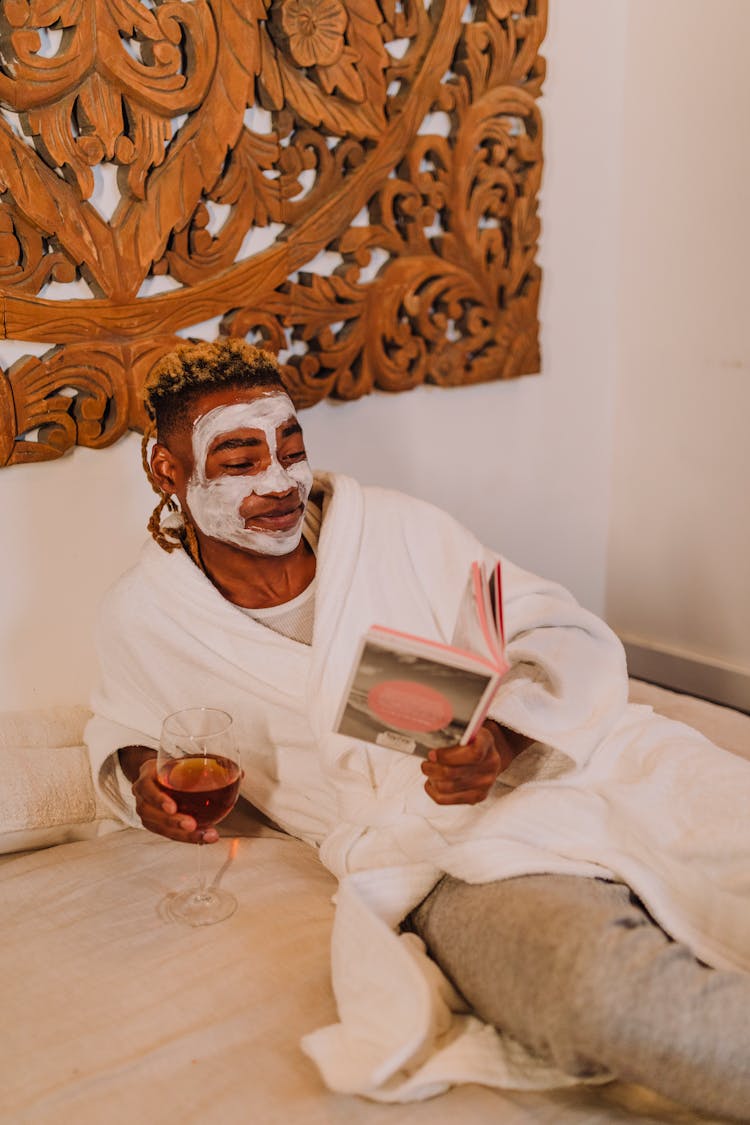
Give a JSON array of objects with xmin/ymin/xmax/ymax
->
[{"xmin": 141, "ymin": 338, "xmax": 286, "ymax": 558}]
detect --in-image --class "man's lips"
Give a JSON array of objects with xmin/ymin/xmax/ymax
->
[{"xmin": 242, "ymin": 502, "xmax": 304, "ymax": 533}]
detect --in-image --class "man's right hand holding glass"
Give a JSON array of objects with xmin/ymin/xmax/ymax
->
[{"xmin": 119, "ymin": 746, "xmax": 219, "ymax": 845}]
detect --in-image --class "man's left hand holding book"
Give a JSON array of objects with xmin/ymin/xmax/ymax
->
[{"xmin": 420, "ymin": 721, "xmax": 533, "ymax": 805}]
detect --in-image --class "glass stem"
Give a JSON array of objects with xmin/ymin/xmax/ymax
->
[{"xmin": 196, "ymin": 840, "xmax": 206, "ymax": 900}]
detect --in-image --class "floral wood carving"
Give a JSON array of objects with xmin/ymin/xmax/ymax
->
[{"xmin": 0, "ymin": 0, "xmax": 547, "ymax": 466}]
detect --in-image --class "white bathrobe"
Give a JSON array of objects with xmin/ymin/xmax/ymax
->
[{"xmin": 87, "ymin": 471, "xmax": 750, "ymax": 1101}]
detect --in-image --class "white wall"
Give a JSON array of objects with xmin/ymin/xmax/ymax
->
[
  {"xmin": 606, "ymin": 0, "xmax": 750, "ymax": 683},
  {"xmin": 0, "ymin": 2, "xmax": 628, "ymax": 710}
]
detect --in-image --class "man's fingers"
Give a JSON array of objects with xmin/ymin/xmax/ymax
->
[
  {"xmin": 137, "ymin": 806, "xmax": 197, "ymax": 839},
  {"xmin": 134, "ymin": 759, "xmax": 178, "ymax": 815},
  {"xmin": 423, "ymin": 780, "xmax": 489, "ymax": 806},
  {"xmin": 429, "ymin": 745, "xmax": 488, "ymax": 766},
  {"xmin": 421, "ymin": 758, "xmax": 498, "ymax": 782},
  {"xmin": 139, "ymin": 778, "xmax": 177, "ymax": 816},
  {"xmin": 132, "ymin": 758, "xmax": 219, "ymax": 844},
  {"xmin": 421, "ymin": 752, "xmax": 500, "ymax": 787},
  {"xmin": 429, "ymin": 730, "xmax": 495, "ymax": 767},
  {"xmin": 423, "ymin": 769, "xmax": 499, "ymax": 795},
  {"xmin": 140, "ymin": 821, "xmax": 199, "ymax": 845},
  {"xmin": 421, "ymin": 728, "xmax": 502, "ymax": 806},
  {"xmin": 138, "ymin": 810, "xmax": 218, "ymax": 845}
]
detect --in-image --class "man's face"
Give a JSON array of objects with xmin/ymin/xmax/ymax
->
[{"xmin": 156, "ymin": 385, "xmax": 313, "ymax": 557}]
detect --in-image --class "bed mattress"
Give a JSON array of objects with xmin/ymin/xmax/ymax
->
[{"xmin": 1, "ymin": 680, "xmax": 747, "ymax": 1125}]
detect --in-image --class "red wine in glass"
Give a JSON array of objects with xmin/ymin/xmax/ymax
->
[{"xmin": 156, "ymin": 754, "xmax": 241, "ymax": 831}]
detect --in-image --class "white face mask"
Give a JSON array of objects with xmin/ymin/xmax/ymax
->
[{"xmin": 186, "ymin": 394, "xmax": 313, "ymax": 556}]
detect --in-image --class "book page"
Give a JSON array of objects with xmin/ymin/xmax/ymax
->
[
  {"xmin": 450, "ymin": 566, "xmax": 491, "ymax": 662},
  {"xmin": 451, "ymin": 561, "xmax": 507, "ymax": 674}
]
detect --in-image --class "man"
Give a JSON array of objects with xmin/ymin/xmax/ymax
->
[{"xmin": 87, "ymin": 338, "xmax": 750, "ymax": 1119}]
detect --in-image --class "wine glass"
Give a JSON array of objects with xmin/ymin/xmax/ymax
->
[{"xmin": 157, "ymin": 707, "xmax": 241, "ymax": 926}]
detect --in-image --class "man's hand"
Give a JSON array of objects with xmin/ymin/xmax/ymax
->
[
  {"xmin": 421, "ymin": 721, "xmax": 531, "ymax": 806},
  {"xmin": 132, "ymin": 758, "xmax": 219, "ymax": 845}
]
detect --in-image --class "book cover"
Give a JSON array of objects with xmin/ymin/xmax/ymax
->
[{"xmin": 334, "ymin": 561, "xmax": 508, "ymax": 756}]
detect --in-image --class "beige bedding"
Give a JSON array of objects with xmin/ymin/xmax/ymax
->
[{"xmin": 1, "ymin": 681, "xmax": 747, "ymax": 1125}]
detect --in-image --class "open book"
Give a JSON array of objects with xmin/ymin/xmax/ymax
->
[{"xmin": 334, "ymin": 561, "xmax": 509, "ymax": 756}]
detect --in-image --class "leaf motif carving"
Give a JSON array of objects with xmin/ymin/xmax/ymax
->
[
  {"xmin": 0, "ymin": 336, "xmax": 185, "ymax": 464},
  {"xmin": 0, "ymin": 118, "xmax": 120, "ymax": 295},
  {"xmin": 5, "ymin": 345, "xmax": 129, "ymax": 462}
]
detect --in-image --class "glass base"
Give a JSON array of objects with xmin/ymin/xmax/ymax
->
[{"xmin": 165, "ymin": 885, "xmax": 238, "ymax": 927}]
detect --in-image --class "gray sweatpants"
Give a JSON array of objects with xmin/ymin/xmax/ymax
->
[{"xmin": 409, "ymin": 874, "xmax": 750, "ymax": 1121}]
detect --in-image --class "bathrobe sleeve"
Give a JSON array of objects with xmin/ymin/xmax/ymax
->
[
  {"xmin": 485, "ymin": 555, "xmax": 629, "ymax": 765},
  {"xmin": 396, "ymin": 496, "xmax": 629, "ymax": 767},
  {"xmin": 85, "ymin": 568, "xmax": 169, "ymax": 826}
]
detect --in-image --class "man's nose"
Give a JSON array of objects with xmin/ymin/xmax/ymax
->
[{"xmin": 253, "ymin": 459, "xmax": 298, "ymax": 495}]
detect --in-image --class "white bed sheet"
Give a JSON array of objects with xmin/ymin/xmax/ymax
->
[{"xmin": 1, "ymin": 681, "xmax": 747, "ymax": 1125}]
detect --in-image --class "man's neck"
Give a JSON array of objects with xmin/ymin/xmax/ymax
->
[{"xmin": 196, "ymin": 534, "xmax": 316, "ymax": 609}]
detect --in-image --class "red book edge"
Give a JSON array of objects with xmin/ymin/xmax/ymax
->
[
  {"xmin": 460, "ymin": 673, "xmax": 504, "ymax": 745},
  {"xmin": 471, "ymin": 561, "xmax": 502, "ymax": 666},
  {"xmin": 493, "ymin": 560, "xmax": 505, "ymax": 647},
  {"xmin": 369, "ymin": 624, "xmax": 503, "ymax": 675}
]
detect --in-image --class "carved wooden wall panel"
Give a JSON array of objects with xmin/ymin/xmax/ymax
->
[{"xmin": 0, "ymin": 0, "xmax": 547, "ymax": 466}]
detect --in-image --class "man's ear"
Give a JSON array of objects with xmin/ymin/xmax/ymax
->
[{"xmin": 150, "ymin": 442, "xmax": 184, "ymax": 496}]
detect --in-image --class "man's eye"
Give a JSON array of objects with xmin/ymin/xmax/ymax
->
[
  {"xmin": 222, "ymin": 460, "xmax": 257, "ymax": 472},
  {"xmin": 281, "ymin": 450, "xmax": 306, "ymax": 464}
]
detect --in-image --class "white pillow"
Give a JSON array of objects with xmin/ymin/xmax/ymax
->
[{"xmin": 0, "ymin": 705, "xmax": 123, "ymax": 854}]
